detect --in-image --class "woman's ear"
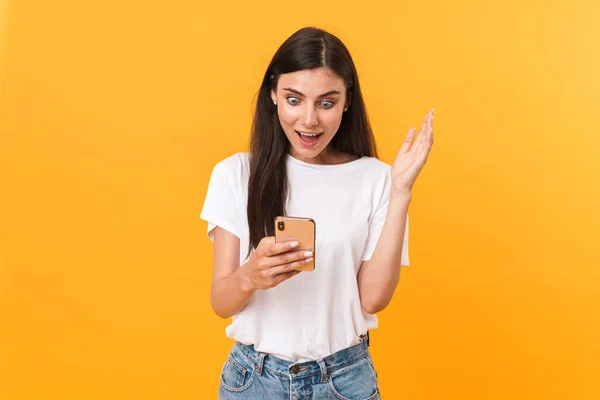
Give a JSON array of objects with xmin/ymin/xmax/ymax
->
[{"xmin": 271, "ymin": 90, "xmax": 277, "ymax": 105}]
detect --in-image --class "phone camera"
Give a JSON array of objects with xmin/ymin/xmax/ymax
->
[{"xmin": 277, "ymin": 221, "xmax": 285, "ymax": 231}]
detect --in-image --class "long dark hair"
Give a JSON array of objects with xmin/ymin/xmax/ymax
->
[{"xmin": 247, "ymin": 27, "xmax": 378, "ymax": 255}]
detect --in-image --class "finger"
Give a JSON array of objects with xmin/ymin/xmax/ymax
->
[
  {"xmin": 419, "ymin": 114, "xmax": 428, "ymax": 136},
  {"xmin": 428, "ymin": 109, "xmax": 434, "ymax": 134},
  {"xmin": 414, "ymin": 134, "xmax": 433, "ymax": 166},
  {"xmin": 426, "ymin": 111, "xmax": 434, "ymax": 148},
  {"xmin": 427, "ymin": 124, "xmax": 434, "ymax": 149},
  {"xmin": 267, "ymin": 256, "xmax": 313, "ymax": 276},
  {"xmin": 268, "ymin": 249, "xmax": 313, "ymax": 269},
  {"xmin": 398, "ymin": 127, "xmax": 417, "ymax": 153},
  {"xmin": 413, "ymin": 113, "xmax": 429, "ymax": 151},
  {"xmin": 263, "ymin": 239, "xmax": 301, "ymax": 257},
  {"xmin": 255, "ymin": 236, "xmax": 274, "ymax": 257},
  {"xmin": 419, "ymin": 111, "xmax": 430, "ymax": 138},
  {"xmin": 416, "ymin": 111, "xmax": 434, "ymax": 155},
  {"xmin": 414, "ymin": 134, "xmax": 431, "ymax": 162},
  {"xmin": 429, "ymin": 109, "xmax": 435, "ymax": 145},
  {"xmin": 260, "ymin": 249, "xmax": 312, "ymax": 270}
]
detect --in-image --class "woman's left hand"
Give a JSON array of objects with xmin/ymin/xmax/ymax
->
[{"xmin": 391, "ymin": 109, "xmax": 435, "ymax": 195}]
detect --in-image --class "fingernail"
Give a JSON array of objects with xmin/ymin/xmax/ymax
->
[
  {"xmin": 304, "ymin": 257, "xmax": 313, "ymax": 263},
  {"xmin": 303, "ymin": 251, "xmax": 313, "ymax": 257},
  {"xmin": 290, "ymin": 241, "xmax": 299, "ymax": 248}
]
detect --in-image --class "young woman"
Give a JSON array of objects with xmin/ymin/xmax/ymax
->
[{"xmin": 201, "ymin": 27, "xmax": 434, "ymax": 399}]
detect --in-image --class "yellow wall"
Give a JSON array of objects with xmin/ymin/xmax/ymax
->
[{"xmin": 1, "ymin": 1, "xmax": 599, "ymax": 399}]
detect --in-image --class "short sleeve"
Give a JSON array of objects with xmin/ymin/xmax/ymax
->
[
  {"xmin": 200, "ymin": 161, "xmax": 241, "ymax": 241},
  {"xmin": 362, "ymin": 171, "xmax": 410, "ymax": 266}
]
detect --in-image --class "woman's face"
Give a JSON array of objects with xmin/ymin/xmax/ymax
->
[{"xmin": 271, "ymin": 67, "xmax": 348, "ymax": 164}]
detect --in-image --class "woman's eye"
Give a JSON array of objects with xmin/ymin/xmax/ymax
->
[
  {"xmin": 320, "ymin": 101, "xmax": 334, "ymax": 109},
  {"xmin": 287, "ymin": 97, "xmax": 300, "ymax": 105}
]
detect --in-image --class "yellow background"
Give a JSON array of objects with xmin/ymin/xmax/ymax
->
[{"xmin": 1, "ymin": 0, "xmax": 599, "ymax": 399}]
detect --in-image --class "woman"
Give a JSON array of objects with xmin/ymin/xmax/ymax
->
[{"xmin": 201, "ymin": 26, "xmax": 434, "ymax": 399}]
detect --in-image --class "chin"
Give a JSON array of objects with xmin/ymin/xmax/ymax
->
[{"xmin": 291, "ymin": 146, "xmax": 317, "ymax": 157}]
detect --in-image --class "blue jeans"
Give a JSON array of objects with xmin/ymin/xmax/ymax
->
[{"xmin": 218, "ymin": 334, "xmax": 380, "ymax": 399}]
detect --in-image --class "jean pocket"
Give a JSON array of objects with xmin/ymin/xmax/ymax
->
[
  {"xmin": 366, "ymin": 353, "xmax": 379, "ymax": 381},
  {"xmin": 328, "ymin": 356, "xmax": 379, "ymax": 400},
  {"xmin": 220, "ymin": 351, "xmax": 255, "ymax": 393}
]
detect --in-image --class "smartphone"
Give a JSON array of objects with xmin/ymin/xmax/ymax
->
[{"xmin": 274, "ymin": 216, "xmax": 316, "ymax": 271}]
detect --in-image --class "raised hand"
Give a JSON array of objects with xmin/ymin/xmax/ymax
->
[{"xmin": 391, "ymin": 109, "xmax": 435, "ymax": 194}]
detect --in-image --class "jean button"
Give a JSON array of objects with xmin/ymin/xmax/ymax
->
[{"xmin": 291, "ymin": 365, "xmax": 300, "ymax": 374}]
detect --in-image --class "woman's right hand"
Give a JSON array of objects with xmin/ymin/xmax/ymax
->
[{"xmin": 239, "ymin": 236, "xmax": 313, "ymax": 291}]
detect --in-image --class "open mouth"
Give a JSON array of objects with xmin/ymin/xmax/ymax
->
[{"xmin": 296, "ymin": 131, "xmax": 323, "ymax": 148}]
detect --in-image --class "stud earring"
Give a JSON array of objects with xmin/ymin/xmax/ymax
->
[
  {"xmin": 344, "ymin": 108, "xmax": 348, "ymax": 112},
  {"xmin": 274, "ymin": 101, "xmax": 277, "ymax": 106}
]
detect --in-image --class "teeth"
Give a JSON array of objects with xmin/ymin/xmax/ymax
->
[{"xmin": 298, "ymin": 131, "xmax": 320, "ymax": 137}]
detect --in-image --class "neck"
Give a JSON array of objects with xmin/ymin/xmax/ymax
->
[{"xmin": 289, "ymin": 146, "xmax": 358, "ymax": 165}]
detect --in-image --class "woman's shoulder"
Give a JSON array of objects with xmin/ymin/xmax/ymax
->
[
  {"xmin": 212, "ymin": 151, "xmax": 248, "ymax": 164},
  {"xmin": 359, "ymin": 156, "xmax": 391, "ymax": 175},
  {"xmin": 216, "ymin": 152, "xmax": 250, "ymax": 166},
  {"xmin": 325, "ymin": 151, "xmax": 390, "ymax": 172},
  {"xmin": 212, "ymin": 152, "xmax": 251, "ymax": 181}
]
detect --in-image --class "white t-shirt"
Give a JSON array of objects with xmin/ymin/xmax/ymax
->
[{"xmin": 200, "ymin": 152, "xmax": 409, "ymax": 362}]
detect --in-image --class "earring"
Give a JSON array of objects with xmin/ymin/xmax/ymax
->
[
  {"xmin": 344, "ymin": 108, "xmax": 348, "ymax": 112},
  {"xmin": 274, "ymin": 101, "xmax": 277, "ymax": 106}
]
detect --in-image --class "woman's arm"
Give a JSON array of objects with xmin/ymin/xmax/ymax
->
[
  {"xmin": 210, "ymin": 226, "xmax": 312, "ymax": 319},
  {"xmin": 357, "ymin": 109, "xmax": 434, "ymax": 314},
  {"xmin": 210, "ymin": 227, "xmax": 255, "ymax": 319},
  {"xmin": 357, "ymin": 192, "xmax": 411, "ymax": 314}
]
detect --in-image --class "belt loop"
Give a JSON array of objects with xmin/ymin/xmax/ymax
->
[
  {"xmin": 360, "ymin": 331, "xmax": 370, "ymax": 347},
  {"xmin": 255, "ymin": 352, "xmax": 266, "ymax": 376},
  {"xmin": 316, "ymin": 359, "xmax": 328, "ymax": 383}
]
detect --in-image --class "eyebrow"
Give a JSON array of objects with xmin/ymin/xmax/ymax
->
[{"xmin": 282, "ymin": 88, "xmax": 341, "ymax": 98}]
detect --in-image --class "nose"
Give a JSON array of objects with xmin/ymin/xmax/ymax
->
[{"xmin": 302, "ymin": 104, "xmax": 319, "ymax": 128}]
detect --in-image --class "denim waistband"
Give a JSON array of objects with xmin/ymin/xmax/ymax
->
[{"xmin": 232, "ymin": 333, "xmax": 370, "ymax": 382}]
